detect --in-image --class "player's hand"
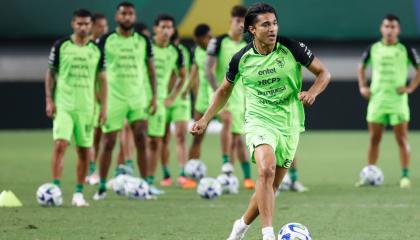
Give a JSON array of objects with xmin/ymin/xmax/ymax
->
[
  {"xmin": 397, "ymin": 86, "xmax": 413, "ymax": 94},
  {"xmin": 164, "ymin": 96, "xmax": 174, "ymax": 107},
  {"xmin": 190, "ymin": 118, "xmax": 208, "ymax": 135},
  {"xmin": 149, "ymin": 97, "xmax": 157, "ymax": 115},
  {"xmin": 298, "ymin": 91, "xmax": 317, "ymax": 106},
  {"xmin": 359, "ymin": 86, "xmax": 371, "ymax": 99},
  {"xmin": 46, "ymin": 98, "xmax": 56, "ymax": 118},
  {"xmin": 99, "ymin": 107, "xmax": 107, "ymax": 125}
]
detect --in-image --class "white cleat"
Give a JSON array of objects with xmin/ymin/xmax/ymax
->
[
  {"xmin": 400, "ymin": 177, "xmax": 411, "ymax": 189},
  {"xmin": 262, "ymin": 235, "xmax": 276, "ymax": 240},
  {"xmin": 149, "ymin": 185, "xmax": 165, "ymax": 196},
  {"xmin": 227, "ymin": 219, "xmax": 249, "ymax": 240},
  {"xmin": 86, "ymin": 172, "xmax": 99, "ymax": 185},
  {"xmin": 92, "ymin": 190, "xmax": 107, "ymax": 201},
  {"xmin": 222, "ymin": 162, "xmax": 234, "ymax": 174},
  {"xmin": 290, "ymin": 181, "xmax": 308, "ymax": 193},
  {"xmin": 72, "ymin": 193, "xmax": 89, "ymax": 207}
]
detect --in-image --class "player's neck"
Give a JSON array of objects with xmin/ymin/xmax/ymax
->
[
  {"xmin": 253, "ymin": 40, "xmax": 275, "ymax": 55},
  {"xmin": 154, "ymin": 36, "xmax": 170, "ymax": 48},
  {"xmin": 117, "ymin": 27, "xmax": 133, "ymax": 37},
  {"xmin": 71, "ymin": 34, "xmax": 89, "ymax": 46},
  {"xmin": 382, "ymin": 38, "xmax": 398, "ymax": 46},
  {"xmin": 228, "ymin": 30, "xmax": 242, "ymax": 42}
]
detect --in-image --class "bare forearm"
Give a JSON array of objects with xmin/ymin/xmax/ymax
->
[
  {"xmin": 308, "ymin": 69, "xmax": 331, "ymax": 96},
  {"xmin": 205, "ymin": 57, "xmax": 218, "ymax": 90},
  {"xmin": 98, "ymin": 72, "xmax": 107, "ymax": 108},
  {"xmin": 45, "ymin": 69, "xmax": 55, "ymax": 101},
  {"xmin": 407, "ymin": 68, "xmax": 420, "ymax": 93},
  {"xmin": 357, "ymin": 65, "xmax": 368, "ymax": 88},
  {"xmin": 202, "ymin": 82, "xmax": 232, "ymax": 123},
  {"xmin": 168, "ymin": 69, "xmax": 186, "ymax": 100},
  {"xmin": 147, "ymin": 59, "xmax": 157, "ymax": 96}
]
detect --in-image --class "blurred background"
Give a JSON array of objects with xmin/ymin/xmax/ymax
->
[{"xmin": 1, "ymin": 0, "xmax": 420, "ymax": 129}]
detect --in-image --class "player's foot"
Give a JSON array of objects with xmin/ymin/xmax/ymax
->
[
  {"xmin": 181, "ymin": 178, "xmax": 197, "ymax": 189},
  {"xmin": 72, "ymin": 193, "xmax": 89, "ymax": 207},
  {"xmin": 355, "ymin": 180, "xmax": 367, "ymax": 187},
  {"xmin": 222, "ymin": 162, "xmax": 234, "ymax": 174},
  {"xmin": 227, "ymin": 219, "xmax": 249, "ymax": 240},
  {"xmin": 149, "ymin": 185, "xmax": 165, "ymax": 195},
  {"xmin": 262, "ymin": 235, "xmax": 276, "ymax": 240},
  {"xmin": 160, "ymin": 178, "xmax": 173, "ymax": 187},
  {"xmin": 86, "ymin": 172, "xmax": 99, "ymax": 185},
  {"xmin": 291, "ymin": 181, "xmax": 308, "ymax": 192},
  {"xmin": 92, "ymin": 189, "xmax": 107, "ymax": 201},
  {"xmin": 400, "ymin": 177, "xmax": 411, "ymax": 189},
  {"xmin": 243, "ymin": 178, "xmax": 255, "ymax": 190}
]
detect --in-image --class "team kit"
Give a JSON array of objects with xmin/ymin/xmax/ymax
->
[{"xmin": 43, "ymin": 2, "xmax": 419, "ymax": 240}]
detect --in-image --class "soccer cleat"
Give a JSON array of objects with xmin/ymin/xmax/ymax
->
[
  {"xmin": 227, "ymin": 219, "xmax": 249, "ymax": 240},
  {"xmin": 149, "ymin": 185, "xmax": 165, "ymax": 195},
  {"xmin": 177, "ymin": 176, "xmax": 188, "ymax": 186},
  {"xmin": 222, "ymin": 162, "xmax": 234, "ymax": 174},
  {"xmin": 72, "ymin": 193, "xmax": 89, "ymax": 207},
  {"xmin": 400, "ymin": 177, "xmax": 411, "ymax": 189},
  {"xmin": 181, "ymin": 178, "xmax": 197, "ymax": 189},
  {"xmin": 262, "ymin": 235, "xmax": 276, "ymax": 240},
  {"xmin": 160, "ymin": 178, "xmax": 173, "ymax": 187},
  {"xmin": 86, "ymin": 172, "xmax": 99, "ymax": 185},
  {"xmin": 92, "ymin": 190, "xmax": 107, "ymax": 201},
  {"xmin": 291, "ymin": 181, "xmax": 308, "ymax": 192},
  {"xmin": 243, "ymin": 178, "xmax": 255, "ymax": 190}
]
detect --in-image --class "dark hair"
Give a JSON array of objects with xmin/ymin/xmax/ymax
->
[
  {"xmin": 194, "ymin": 24, "xmax": 211, "ymax": 38},
  {"xmin": 170, "ymin": 29, "xmax": 179, "ymax": 43},
  {"xmin": 92, "ymin": 13, "xmax": 106, "ymax": 23},
  {"xmin": 154, "ymin": 14, "xmax": 175, "ymax": 26},
  {"xmin": 244, "ymin": 3, "xmax": 277, "ymax": 33},
  {"xmin": 117, "ymin": 1, "xmax": 135, "ymax": 10},
  {"xmin": 73, "ymin": 9, "xmax": 92, "ymax": 19},
  {"xmin": 383, "ymin": 14, "xmax": 400, "ymax": 23},
  {"xmin": 231, "ymin": 5, "xmax": 247, "ymax": 18},
  {"xmin": 134, "ymin": 22, "xmax": 149, "ymax": 33}
]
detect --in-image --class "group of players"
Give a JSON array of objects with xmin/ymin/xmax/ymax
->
[{"xmin": 44, "ymin": 1, "xmax": 419, "ymax": 239}]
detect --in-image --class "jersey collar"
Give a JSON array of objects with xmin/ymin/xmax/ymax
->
[
  {"xmin": 116, "ymin": 27, "xmax": 135, "ymax": 37},
  {"xmin": 252, "ymin": 40, "xmax": 278, "ymax": 55}
]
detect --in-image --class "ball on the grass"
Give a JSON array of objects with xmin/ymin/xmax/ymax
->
[
  {"xmin": 36, "ymin": 183, "xmax": 63, "ymax": 207},
  {"xmin": 124, "ymin": 177, "xmax": 151, "ymax": 200},
  {"xmin": 217, "ymin": 173, "xmax": 239, "ymax": 194},
  {"xmin": 185, "ymin": 159, "xmax": 207, "ymax": 180},
  {"xmin": 278, "ymin": 222, "xmax": 311, "ymax": 240},
  {"xmin": 111, "ymin": 175, "xmax": 131, "ymax": 196},
  {"xmin": 359, "ymin": 165, "xmax": 384, "ymax": 186},
  {"xmin": 197, "ymin": 177, "xmax": 222, "ymax": 199}
]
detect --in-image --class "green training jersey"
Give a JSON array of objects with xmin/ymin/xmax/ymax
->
[
  {"xmin": 362, "ymin": 40, "xmax": 420, "ymax": 113},
  {"xmin": 97, "ymin": 30, "xmax": 152, "ymax": 105},
  {"xmin": 173, "ymin": 43, "xmax": 192, "ymax": 105},
  {"xmin": 48, "ymin": 37, "xmax": 105, "ymax": 113},
  {"xmin": 194, "ymin": 46, "xmax": 213, "ymax": 96},
  {"xmin": 226, "ymin": 36, "xmax": 315, "ymax": 134},
  {"xmin": 152, "ymin": 41, "xmax": 184, "ymax": 101}
]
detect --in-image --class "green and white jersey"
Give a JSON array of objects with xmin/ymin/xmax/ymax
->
[
  {"xmin": 152, "ymin": 41, "xmax": 184, "ymax": 101},
  {"xmin": 362, "ymin": 40, "xmax": 420, "ymax": 113},
  {"xmin": 97, "ymin": 30, "xmax": 152, "ymax": 105},
  {"xmin": 226, "ymin": 36, "xmax": 315, "ymax": 134},
  {"xmin": 48, "ymin": 37, "xmax": 105, "ymax": 113}
]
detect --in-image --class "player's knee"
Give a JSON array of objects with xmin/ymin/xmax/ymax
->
[
  {"xmin": 176, "ymin": 133, "xmax": 185, "ymax": 145},
  {"xmin": 258, "ymin": 165, "xmax": 276, "ymax": 182},
  {"xmin": 149, "ymin": 138, "xmax": 159, "ymax": 151},
  {"xmin": 103, "ymin": 136, "xmax": 116, "ymax": 152},
  {"xmin": 370, "ymin": 134, "xmax": 382, "ymax": 145},
  {"xmin": 54, "ymin": 140, "xmax": 67, "ymax": 153}
]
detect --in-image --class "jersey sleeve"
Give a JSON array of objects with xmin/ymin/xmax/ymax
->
[
  {"xmin": 277, "ymin": 37, "xmax": 315, "ymax": 67},
  {"xmin": 97, "ymin": 44, "xmax": 106, "ymax": 72},
  {"xmin": 226, "ymin": 52, "xmax": 242, "ymax": 84},
  {"xmin": 206, "ymin": 35, "xmax": 224, "ymax": 56},
  {"xmin": 48, "ymin": 39, "xmax": 63, "ymax": 71},
  {"xmin": 142, "ymin": 34, "xmax": 153, "ymax": 59},
  {"xmin": 404, "ymin": 44, "xmax": 420, "ymax": 67},
  {"xmin": 361, "ymin": 45, "xmax": 372, "ymax": 66}
]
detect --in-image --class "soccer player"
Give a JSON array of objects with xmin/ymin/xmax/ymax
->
[
  {"xmin": 45, "ymin": 9, "xmax": 107, "ymax": 207},
  {"xmin": 206, "ymin": 5, "xmax": 255, "ymax": 189},
  {"xmin": 357, "ymin": 14, "xmax": 420, "ymax": 188},
  {"xmin": 146, "ymin": 14, "xmax": 186, "ymax": 194},
  {"xmin": 86, "ymin": 13, "xmax": 109, "ymax": 185},
  {"xmin": 160, "ymin": 29, "xmax": 197, "ymax": 188},
  {"xmin": 191, "ymin": 3, "xmax": 330, "ymax": 239},
  {"xmin": 93, "ymin": 2, "xmax": 157, "ymax": 200}
]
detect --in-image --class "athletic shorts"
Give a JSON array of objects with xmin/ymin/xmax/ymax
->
[
  {"xmin": 195, "ymin": 86, "xmax": 214, "ymax": 114},
  {"xmin": 166, "ymin": 101, "xmax": 191, "ymax": 123},
  {"xmin": 53, "ymin": 110, "xmax": 95, "ymax": 147},
  {"xmin": 367, "ymin": 104, "xmax": 410, "ymax": 126},
  {"xmin": 93, "ymin": 102, "xmax": 101, "ymax": 128},
  {"xmin": 148, "ymin": 102, "xmax": 166, "ymax": 137},
  {"xmin": 245, "ymin": 124, "xmax": 300, "ymax": 168}
]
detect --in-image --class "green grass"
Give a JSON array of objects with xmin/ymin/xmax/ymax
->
[{"xmin": 0, "ymin": 130, "xmax": 420, "ymax": 240}]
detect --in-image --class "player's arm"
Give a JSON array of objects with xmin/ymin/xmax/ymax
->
[
  {"xmin": 300, "ymin": 57, "xmax": 331, "ymax": 106},
  {"xmin": 205, "ymin": 37, "xmax": 222, "ymax": 91},
  {"xmin": 45, "ymin": 40, "xmax": 61, "ymax": 118},
  {"xmin": 358, "ymin": 46, "xmax": 371, "ymax": 99},
  {"xmin": 144, "ymin": 36, "xmax": 157, "ymax": 115},
  {"xmin": 165, "ymin": 47, "xmax": 186, "ymax": 107},
  {"xmin": 398, "ymin": 45, "xmax": 420, "ymax": 94},
  {"xmin": 96, "ymin": 71, "xmax": 107, "ymax": 124},
  {"xmin": 187, "ymin": 63, "xmax": 199, "ymax": 98}
]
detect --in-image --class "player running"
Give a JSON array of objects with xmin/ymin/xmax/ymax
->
[
  {"xmin": 357, "ymin": 14, "xmax": 420, "ymax": 188},
  {"xmin": 160, "ymin": 29, "xmax": 197, "ymax": 188},
  {"xmin": 206, "ymin": 5, "xmax": 255, "ymax": 189},
  {"xmin": 45, "ymin": 9, "xmax": 107, "ymax": 207},
  {"xmin": 191, "ymin": 3, "xmax": 330, "ymax": 239},
  {"xmin": 93, "ymin": 2, "xmax": 157, "ymax": 200},
  {"xmin": 146, "ymin": 14, "xmax": 186, "ymax": 194}
]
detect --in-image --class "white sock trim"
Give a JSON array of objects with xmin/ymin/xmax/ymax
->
[{"xmin": 262, "ymin": 226, "xmax": 274, "ymax": 236}]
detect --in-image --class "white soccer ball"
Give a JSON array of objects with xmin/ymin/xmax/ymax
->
[
  {"xmin": 359, "ymin": 165, "xmax": 384, "ymax": 186},
  {"xmin": 111, "ymin": 175, "xmax": 131, "ymax": 195},
  {"xmin": 279, "ymin": 173, "xmax": 292, "ymax": 192},
  {"xmin": 217, "ymin": 174, "xmax": 239, "ymax": 194},
  {"xmin": 185, "ymin": 159, "xmax": 207, "ymax": 180},
  {"xmin": 124, "ymin": 177, "xmax": 151, "ymax": 200},
  {"xmin": 278, "ymin": 222, "xmax": 312, "ymax": 240},
  {"xmin": 197, "ymin": 177, "xmax": 222, "ymax": 199},
  {"xmin": 36, "ymin": 183, "xmax": 63, "ymax": 207}
]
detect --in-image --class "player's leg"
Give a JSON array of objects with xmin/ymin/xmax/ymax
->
[
  {"xmin": 188, "ymin": 111, "xmax": 207, "ymax": 159},
  {"xmin": 51, "ymin": 140, "xmax": 69, "ymax": 187},
  {"xmin": 289, "ymin": 157, "xmax": 308, "ymax": 192},
  {"xmin": 130, "ymin": 120, "xmax": 149, "ymax": 178},
  {"xmin": 73, "ymin": 146, "xmax": 90, "ymax": 207},
  {"xmin": 86, "ymin": 127, "xmax": 102, "ymax": 185},
  {"xmin": 160, "ymin": 123, "xmax": 172, "ymax": 186},
  {"xmin": 392, "ymin": 121, "xmax": 411, "ymax": 188},
  {"xmin": 367, "ymin": 122, "xmax": 385, "ymax": 165},
  {"xmin": 220, "ymin": 110, "xmax": 233, "ymax": 167},
  {"xmin": 95, "ymin": 131, "xmax": 118, "ymax": 199},
  {"xmin": 123, "ymin": 121, "xmax": 135, "ymax": 168},
  {"xmin": 147, "ymin": 136, "xmax": 163, "ymax": 194},
  {"xmin": 233, "ymin": 133, "xmax": 255, "ymax": 189}
]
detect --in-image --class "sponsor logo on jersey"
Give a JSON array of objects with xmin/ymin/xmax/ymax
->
[{"xmin": 258, "ymin": 67, "xmax": 276, "ymax": 75}]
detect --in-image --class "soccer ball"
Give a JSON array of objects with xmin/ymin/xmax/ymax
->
[
  {"xmin": 359, "ymin": 165, "xmax": 384, "ymax": 186},
  {"xmin": 217, "ymin": 173, "xmax": 239, "ymax": 194},
  {"xmin": 279, "ymin": 173, "xmax": 292, "ymax": 192},
  {"xmin": 111, "ymin": 175, "xmax": 131, "ymax": 195},
  {"xmin": 197, "ymin": 177, "xmax": 222, "ymax": 199},
  {"xmin": 36, "ymin": 183, "xmax": 63, "ymax": 207},
  {"xmin": 124, "ymin": 177, "xmax": 151, "ymax": 200},
  {"xmin": 185, "ymin": 159, "xmax": 207, "ymax": 180},
  {"xmin": 278, "ymin": 222, "xmax": 312, "ymax": 240}
]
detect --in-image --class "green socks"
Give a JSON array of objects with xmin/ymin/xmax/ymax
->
[
  {"xmin": 99, "ymin": 178, "xmax": 107, "ymax": 191},
  {"xmin": 88, "ymin": 161, "xmax": 96, "ymax": 175},
  {"xmin": 222, "ymin": 154, "xmax": 230, "ymax": 164},
  {"xmin": 125, "ymin": 159, "xmax": 134, "ymax": 169},
  {"xmin": 179, "ymin": 166, "xmax": 186, "ymax": 177},
  {"xmin": 146, "ymin": 176, "xmax": 155, "ymax": 185},
  {"xmin": 162, "ymin": 166, "xmax": 171, "ymax": 179},
  {"xmin": 75, "ymin": 184, "xmax": 83, "ymax": 193},
  {"xmin": 52, "ymin": 179, "xmax": 61, "ymax": 187},
  {"xmin": 402, "ymin": 168, "xmax": 409, "ymax": 178},
  {"xmin": 289, "ymin": 168, "xmax": 298, "ymax": 183},
  {"xmin": 241, "ymin": 161, "xmax": 251, "ymax": 179}
]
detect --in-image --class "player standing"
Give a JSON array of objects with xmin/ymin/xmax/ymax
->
[
  {"xmin": 357, "ymin": 14, "xmax": 420, "ymax": 188},
  {"xmin": 191, "ymin": 4, "xmax": 330, "ymax": 239},
  {"xmin": 45, "ymin": 9, "xmax": 107, "ymax": 206}
]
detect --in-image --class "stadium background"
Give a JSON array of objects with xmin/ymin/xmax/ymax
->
[{"xmin": 1, "ymin": 0, "xmax": 420, "ymax": 129}]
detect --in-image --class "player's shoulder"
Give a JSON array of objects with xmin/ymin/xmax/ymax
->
[
  {"xmin": 231, "ymin": 42, "xmax": 254, "ymax": 64},
  {"xmin": 276, "ymin": 36, "xmax": 306, "ymax": 52},
  {"xmin": 134, "ymin": 32, "xmax": 151, "ymax": 42},
  {"xmin": 207, "ymin": 34, "xmax": 229, "ymax": 55},
  {"xmin": 51, "ymin": 36, "xmax": 71, "ymax": 49},
  {"xmin": 97, "ymin": 31, "xmax": 115, "ymax": 46}
]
